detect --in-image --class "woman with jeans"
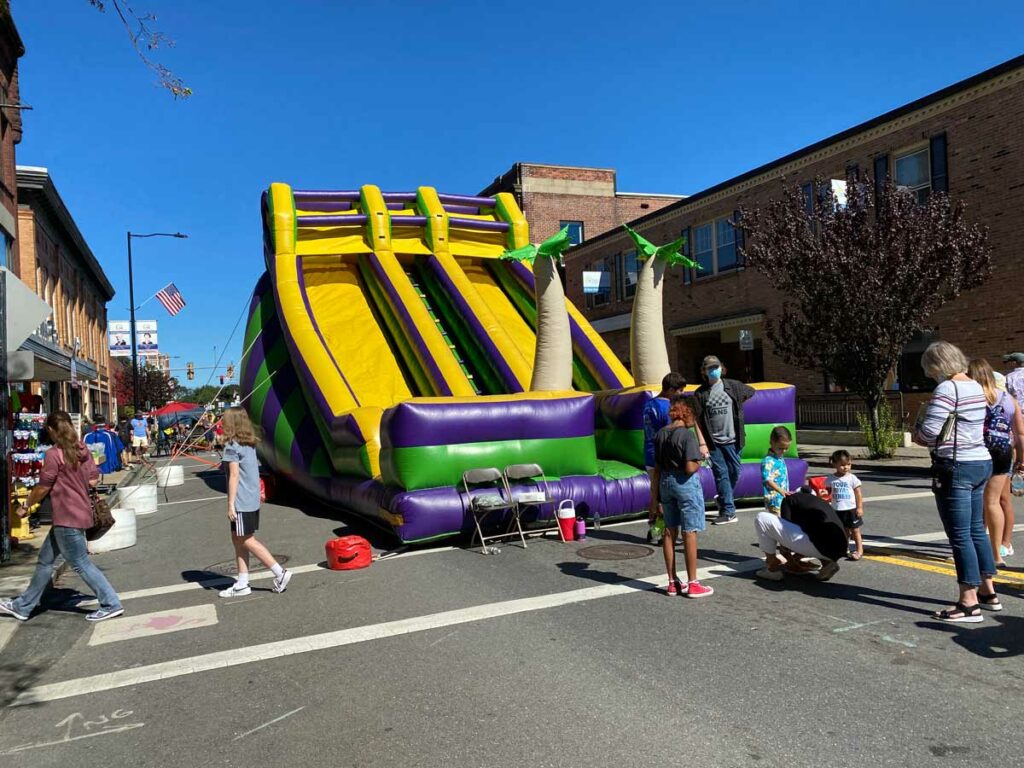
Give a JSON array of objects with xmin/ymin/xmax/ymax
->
[
  {"xmin": 913, "ymin": 342, "xmax": 998, "ymax": 622},
  {"xmin": 0, "ymin": 411, "xmax": 123, "ymax": 623}
]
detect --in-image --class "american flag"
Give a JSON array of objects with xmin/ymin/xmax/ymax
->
[{"xmin": 155, "ymin": 283, "xmax": 186, "ymax": 316}]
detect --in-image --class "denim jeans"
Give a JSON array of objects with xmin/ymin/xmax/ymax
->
[
  {"xmin": 11, "ymin": 526, "xmax": 122, "ymax": 616},
  {"xmin": 708, "ymin": 443, "xmax": 743, "ymax": 518},
  {"xmin": 659, "ymin": 471, "xmax": 706, "ymax": 533},
  {"xmin": 932, "ymin": 458, "xmax": 994, "ymax": 587}
]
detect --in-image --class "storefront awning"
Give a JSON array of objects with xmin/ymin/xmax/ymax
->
[
  {"xmin": 669, "ymin": 311, "xmax": 765, "ymax": 337},
  {"xmin": 18, "ymin": 333, "xmax": 98, "ymax": 382}
]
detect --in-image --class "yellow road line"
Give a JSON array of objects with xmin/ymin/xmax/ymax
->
[{"xmin": 864, "ymin": 551, "xmax": 1024, "ymax": 588}]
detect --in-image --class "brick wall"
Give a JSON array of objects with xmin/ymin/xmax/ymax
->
[{"xmin": 566, "ymin": 64, "xmax": 1024, "ymax": 396}]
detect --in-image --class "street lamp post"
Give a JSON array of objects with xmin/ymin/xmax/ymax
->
[{"xmin": 127, "ymin": 231, "xmax": 187, "ymax": 413}]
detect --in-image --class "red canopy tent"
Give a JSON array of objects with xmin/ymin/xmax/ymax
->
[{"xmin": 152, "ymin": 402, "xmax": 200, "ymax": 415}]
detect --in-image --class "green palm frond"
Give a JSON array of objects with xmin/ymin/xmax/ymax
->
[
  {"xmin": 623, "ymin": 224, "xmax": 700, "ymax": 269},
  {"xmin": 500, "ymin": 226, "xmax": 573, "ymax": 265}
]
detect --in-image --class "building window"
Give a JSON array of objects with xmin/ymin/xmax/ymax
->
[
  {"xmin": 584, "ymin": 258, "xmax": 612, "ymax": 308},
  {"xmin": 896, "ymin": 329, "xmax": 937, "ymax": 392},
  {"xmin": 894, "ymin": 147, "xmax": 930, "ymax": 204},
  {"xmin": 693, "ymin": 223, "xmax": 713, "ymax": 276},
  {"xmin": 560, "ymin": 220, "xmax": 584, "ymax": 246},
  {"xmin": 621, "ymin": 250, "xmax": 639, "ymax": 299},
  {"xmin": 715, "ymin": 218, "xmax": 737, "ymax": 272}
]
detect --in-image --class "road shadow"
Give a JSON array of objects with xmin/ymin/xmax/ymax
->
[
  {"xmin": 555, "ymin": 560, "xmax": 658, "ymax": 591},
  {"xmin": 751, "ymin": 574, "xmax": 950, "ymax": 615},
  {"xmin": 181, "ymin": 569, "xmax": 233, "ymax": 590},
  {"xmin": 915, "ymin": 614, "xmax": 1024, "ymax": 658},
  {"xmin": 0, "ymin": 658, "xmax": 45, "ymax": 710}
]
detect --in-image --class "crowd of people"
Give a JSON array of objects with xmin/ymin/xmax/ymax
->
[
  {"xmin": 3, "ymin": 345, "xmax": 1020, "ymax": 626},
  {"xmin": 644, "ymin": 344, "xmax": 1021, "ymax": 624}
]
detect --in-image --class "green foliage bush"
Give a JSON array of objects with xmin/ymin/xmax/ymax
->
[{"xmin": 857, "ymin": 401, "xmax": 903, "ymax": 459}]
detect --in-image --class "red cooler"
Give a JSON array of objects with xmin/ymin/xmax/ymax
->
[{"xmin": 325, "ymin": 536, "xmax": 373, "ymax": 570}]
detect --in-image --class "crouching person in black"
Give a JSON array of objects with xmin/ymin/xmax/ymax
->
[{"xmin": 754, "ymin": 489, "xmax": 848, "ymax": 582}]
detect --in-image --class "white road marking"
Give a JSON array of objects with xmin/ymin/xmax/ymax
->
[
  {"xmin": 158, "ymin": 496, "xmax": 223, "ymax": 507},
  {"xmin": 11, "ymin": 559, "xmax": 761, "ymax": 706},
  {"xmin": 88, "ymin": 604, "xmax": 218, "ymax": 646},
  {"xmin": 232, "ymin": 706, "xmax": 305, "ymax": 741},
  {"xmin": 861, "ymin": 491, "xmax": 934, "ymax": 503},
  {"xmin": 0, "ymin": 723, "xmax": 145, "ymax": 754},
  {"xmin": 0, "ymin": 622, "xmax": 18, "ymax": 654}
]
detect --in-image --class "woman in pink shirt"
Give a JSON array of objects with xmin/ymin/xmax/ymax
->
[{"xmin": 0, "ymin": 412, "xmax": 123, "ymax": 623}]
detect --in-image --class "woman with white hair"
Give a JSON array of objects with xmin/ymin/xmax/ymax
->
[{"xmin": 913, "ymin": 341, "xmax": 998, "ymax": 622}]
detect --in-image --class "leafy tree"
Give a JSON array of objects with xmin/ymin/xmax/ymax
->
[
  {"xmin": 188, "ymin": 384, "xmax": 240, "ymax": 406},
  {"xmin": 113, "ymin": 358, "xmax": 174, "ymax": 414},
  {"xmin": 740, "ymin": 176, "xmax": 991, "ymax": 451},
  {"xmin": 87, "ymin": 0, "xmax": 192, "ymax": 98}
]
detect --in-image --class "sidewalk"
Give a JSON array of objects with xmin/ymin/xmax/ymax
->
[{"xmin": 800, "ymin": 443, "xmax": 932, "ymax": 476}]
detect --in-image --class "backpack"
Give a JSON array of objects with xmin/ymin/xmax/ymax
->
[{"xmin": 984, "ymin": 393, "xmax": 1012, "ymax": 453}]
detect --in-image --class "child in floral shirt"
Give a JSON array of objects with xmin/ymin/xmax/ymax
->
[{"xmin": 761, "ymin": 426, "xmax": 793, "ymax": 515}]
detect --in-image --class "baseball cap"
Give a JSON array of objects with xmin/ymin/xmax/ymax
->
[
  {"xmin": 1002, "ymin": 352, "xmax": 1024, "ymax": 363},
  {"xmin": 702, "ymin": 355, "xmax": 722, "ymax": 370}
]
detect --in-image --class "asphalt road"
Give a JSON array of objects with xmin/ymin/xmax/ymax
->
[{"xmin": 0, "ymin": 456, "xmax": 1021, "ymax": 768}]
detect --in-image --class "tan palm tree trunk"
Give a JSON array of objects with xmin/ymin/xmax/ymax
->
[
  {"xmin": 629, "ymin": 256, "xmax": 671, "ymax": 386},
  {"xmin": 530, "ymin": 255, "xmax": 573, "ymax": 391}
]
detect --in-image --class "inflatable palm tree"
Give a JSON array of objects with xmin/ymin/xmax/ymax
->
[
  {"xmin": 623, "ymin": 224, "xmax": 700, "ymax": 385},
  {"xmin": 501, "ymin": 227, "xmax": 575, "ymax": 391}
]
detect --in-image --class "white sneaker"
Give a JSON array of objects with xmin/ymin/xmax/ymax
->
[
  {"xmin": 219, "ymin": 584, "xmax": 251, "ymax": 598},
  {"xmin": 272, "ymin": 570, "xmax": 292, "ymax": 594}
]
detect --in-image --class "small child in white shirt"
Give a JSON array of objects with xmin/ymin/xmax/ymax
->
[{"xmin": 825, "ymin": 449, "xmax": 864, "ymax": 560}]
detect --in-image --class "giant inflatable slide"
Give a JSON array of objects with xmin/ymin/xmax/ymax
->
[{"xmin": 240, "ymin": 184, "xmax": 807, "ymax": 543}]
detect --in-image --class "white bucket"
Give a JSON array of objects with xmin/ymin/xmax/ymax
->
[
  {"xmin": 118, "ymin": 484, "xmax": 158, "ymax": 516},
  {"xmin": 90, "ymin": 507, "xmax": 137, "ymax": 553},
  {"xmin": 157, "ymin": 465, "xmax": 185, "ymax": 487}
]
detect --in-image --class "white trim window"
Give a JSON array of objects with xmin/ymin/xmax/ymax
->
[
  {"xmin": 693, "ymin": 223, "xmax": 713, "ymax": 276},
  {"xmin": 621, "ymin": 249, "xmax": 639, "ymax": 299},
  {"xmin": 715, "ymin": 218, "xmax": 737, "ymax": 272}
]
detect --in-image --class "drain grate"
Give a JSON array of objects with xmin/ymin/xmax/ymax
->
[
  {"xmin": 203, "ymin": 554, "xmax": 290, "ymax": 577},
  {"xmin": 577, "ymin": 544, "xmax": 654, "ymax": 561}
]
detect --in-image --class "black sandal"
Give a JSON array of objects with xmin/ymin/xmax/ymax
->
[
  {"xmin": 978, "ymin": 592, "xmax": 1003, "ymax": 611},
  {"xmin": 933, "ymin": 602, "xmax": 983, "ymax": 623}
]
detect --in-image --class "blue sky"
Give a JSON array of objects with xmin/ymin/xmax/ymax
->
[{"xmin": 13, "ymin": 1, "xmax": 1024, "ymax": 382}]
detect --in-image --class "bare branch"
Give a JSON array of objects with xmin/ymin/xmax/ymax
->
[{"xmin": 89, "ymin": 0, "xmax": 192, "ymax": 99}]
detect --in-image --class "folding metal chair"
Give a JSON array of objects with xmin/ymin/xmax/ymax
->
[
  {"xmin": 502, "ymin": 463, "xmax": 563, "ymax": 543},
  {"xmin": 462, "ymin": 468, "xmax": 522, "ymax": 553}
]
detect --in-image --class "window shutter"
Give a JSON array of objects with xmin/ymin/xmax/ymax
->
[
  {"xmin": 873, "ymin": 154, "xmax": 889, "ymax": 204},
  {"xmin": 683, "ymin": 226, "xmax": 693, "ymax": 284},
  {"xmin": 733, "ymin": 210, "xmax": 745, "ymax": 267},
  {"xmin": 930, "ymin": 133, "xmax": 948, "ymax": 193}
]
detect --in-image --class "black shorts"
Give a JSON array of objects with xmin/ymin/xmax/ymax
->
[
  {"xmin": 231, "ymin": 509, "xmax": 260, "ymax": 536},
  {"xmin": 991, "ymin": 447, "xmax": 1013, "ymax": 476},
  {"xmin": 839, "ymin": 508, "xmax": 863, "ymax": 530}
]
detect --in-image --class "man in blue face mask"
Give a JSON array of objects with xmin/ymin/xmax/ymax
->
[{"xmin": 692, "ymin": 355, "xmax": 755, "ymax": 524}]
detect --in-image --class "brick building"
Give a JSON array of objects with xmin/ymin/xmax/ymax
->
[
  {"xmin": 478, "ymin": 163, "xmax": 681, "ymax": 247},
  {"xmin": 563, "ymin": 55, "xmax": 1024, "ymax": 423},
  {"xmin": 15, "ymin": 166, "xmax": 116, "ymax": 419},
  {"xmin": 0, "ymin": 7, "xmax": 22, "ymax": 266}
]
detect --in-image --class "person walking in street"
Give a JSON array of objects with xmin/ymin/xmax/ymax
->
[
  {"xmin": 643, "ymin": 372, "xmax": 708, "ymax": 543},
  {"xmin": 129, "ymin": 412, "xmax": 148, "ymax": 461},
  {"xmin": 1003, "ymin": 351, "xmax": 1024, "ymax": 403},
  {"xmin": 650, "ymin": 396, "xmax": 714, "ymax": 598},
  {"xmin": 826, "ymin": 450, "xmax": 865, "ymax": 560},
  {"xmin": 691, "ymin": 355, "xmax": 755, "ymax": 525},
  {"xmin": 966, "ymin": 358, "xmax": 1024, "ymax": 569},
  {"xmin": 218, "ymin": 406, "xmax": 292, "ymax": 598},
  {"xmin": 0, "ymin": 412, "xmax": 123, "ymax": 622},
  {"xmin": 913, "ymin": 342, "xmax": 999, "ymax": 622}
]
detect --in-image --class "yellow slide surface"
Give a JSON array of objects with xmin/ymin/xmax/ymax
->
[
  {"xmin": 458, "ymin": 258, "xmax": 537, "ymax": 373},
  {"xmin": 300, "ymin": 255, "xmax": 412, "ymax": 408}
]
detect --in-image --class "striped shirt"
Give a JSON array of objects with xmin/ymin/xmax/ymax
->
[{"xmin": 918, "ymin": 379, "xmax": 990, "ymax": 461}]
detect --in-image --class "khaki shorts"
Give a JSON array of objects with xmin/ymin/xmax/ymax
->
[{"xmin": 132, "ymin": 435, "xmax": 149, "ymax": 449}]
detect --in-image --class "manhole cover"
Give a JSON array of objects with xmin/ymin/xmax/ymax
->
[
  {"xmin": 577, "ymin": 544, "xmax": 654, "ymax": 561},
  {"xmin": 203, "ymin": 554, "xmax": 290, "ymax": 577}
]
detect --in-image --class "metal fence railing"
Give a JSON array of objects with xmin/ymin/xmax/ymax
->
[{"xmin": 797, "ymin": 393, "xmax": 908, "ymax": 431}]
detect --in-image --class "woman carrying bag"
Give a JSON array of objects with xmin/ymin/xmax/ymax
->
[
  {"xmin": 913, "ymin": 342, "xmax": 998, "ymax": 622},
  {"xmin": 0, "ymin": 411, "xmax": 123, "ymax": 623}
]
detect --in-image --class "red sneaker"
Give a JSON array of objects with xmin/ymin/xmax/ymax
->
[
  {"xmin": 666, "ymin": 580, "xmax": 685, "ymax": 596},
  {"xmin": 685, "ymin": 581, "xmax": 714, "ymax": 599}
]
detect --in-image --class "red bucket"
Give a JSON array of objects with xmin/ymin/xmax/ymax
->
[{"xmin": 325, "ymin": 535, "xmax": 372, "ymax": 570}]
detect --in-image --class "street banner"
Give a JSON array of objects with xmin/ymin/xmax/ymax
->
[{"xmin": 108, "ymin": 320, "xmax": 160, "ymax": 357}]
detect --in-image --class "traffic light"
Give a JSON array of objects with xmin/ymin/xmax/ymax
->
[
  {"xmin": 187, "ymin": 362, "xmax": 195, "ymax": 381},
  {"xmin": 226, "ymin": 363, "xmax": 235, "ymax": 379},
  {"xmin": 220, "ymin": 375, "xmax": 225, "ymax": 386}
]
